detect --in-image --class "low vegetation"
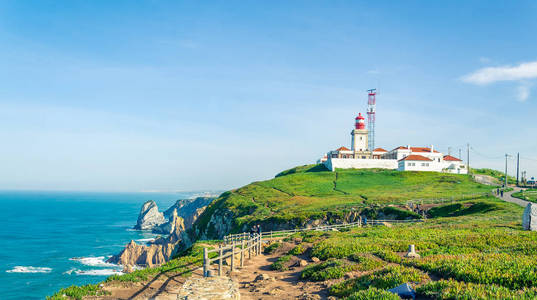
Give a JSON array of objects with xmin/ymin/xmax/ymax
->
[
  {"xmin": 513, "ymin": 189, "xmax": 537, "ymax": 203},
  {"xmin": 263, "ymin": 242, "xmax": 281, "ymax": 254},
  {"xmin": 300, "ymin": 259, "xmax": 358, "ymax": 281},
  {"xmin": 46, "ymin": 284, "xmax": 109, "ymax": 300},
  {"xmin": 329, "ymin": 265, "xmax": 427, "ymax": 297},
  {"xmin": 270, "ymin": 254, "xmax": 292, "ymax": 271},
  {"xmin": 195, "ymin": 166, "xmax": 492, "ymax": 234},
  {"xmin": 473, "ymin": 168, "xmax": 516, "ymax": 185}
]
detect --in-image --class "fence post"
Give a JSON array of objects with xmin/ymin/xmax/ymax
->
[
  {"xmin": 218, "ymin": 246, "xmax": 223, "ymax": 276},
  {"xmin": 231, "ymin": 241, "xmax": 235, "ymax": 272},
  {"xmin": 258, "ymin": 234, "xmax": 261, "ymax": 255},
  {"xmin": 248, "ymin": 238, "xmax": 251, "ymax": 259},
  {"xmin": 241, "ymin": 239, "xmax": 245, "ymax": 267},
  {"xmin": 203, "ymin": 247, "xmax": 208, "ymax": 277}
]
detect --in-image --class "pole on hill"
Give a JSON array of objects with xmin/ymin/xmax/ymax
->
[
  {"xmin": 516, "ymin": 153, "xmax": 520, "ymax": 186},
  {"xmin": 504, "ymin": 153, "xmax": 509, "ymax": 188},
  {"xmin": 467, "ymin": 143, "xmax": 470, "ymax": 172}
]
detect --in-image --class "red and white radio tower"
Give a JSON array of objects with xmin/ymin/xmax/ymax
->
[{"xmin": 367, "ymin": 89, "xmax": 376, "ymax": 151}]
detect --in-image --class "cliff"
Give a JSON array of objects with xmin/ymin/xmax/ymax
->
[{"xmin": 109, "ymin": 196, "xmax": 214, "ymax": 268}]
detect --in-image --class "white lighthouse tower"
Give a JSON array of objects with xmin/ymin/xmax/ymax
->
[{"xmin": 351, "ymin": 113, "xmax": 370, "ymax": 157}]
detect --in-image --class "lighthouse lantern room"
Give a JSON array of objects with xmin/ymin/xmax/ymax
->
[{"xmin": 351, "ymin": 113, "xmax": 369, "ymax": 154}]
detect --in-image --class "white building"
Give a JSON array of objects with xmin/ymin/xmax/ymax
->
[{"xmin": 321, "ymin": 113, "xmax": 467, "ymax": 174}]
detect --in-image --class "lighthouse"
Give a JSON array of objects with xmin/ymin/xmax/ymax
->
[{"xmin": 351, "ymin": 113, "xmax": 369, "ymax": 154}]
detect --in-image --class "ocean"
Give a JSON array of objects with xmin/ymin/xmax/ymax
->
[{"xmin": 0, "ymin": 190, "xmax": 206, "ymax": 299}]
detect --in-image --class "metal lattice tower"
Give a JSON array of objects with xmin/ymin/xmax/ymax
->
[{"xmin": 367, "ymin": 89, "xmax": 376, "ymax": 151}]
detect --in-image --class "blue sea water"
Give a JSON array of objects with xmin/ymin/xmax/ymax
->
[{"xmin": 0, "ymin": 191, "xmax": 204, "ymax": 299}]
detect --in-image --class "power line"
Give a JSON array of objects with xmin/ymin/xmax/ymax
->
[{"xmin": 469, "ymin": 147, "xmax": 504, "ymax": 160}]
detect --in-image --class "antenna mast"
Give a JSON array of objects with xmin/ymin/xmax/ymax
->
[{"xmin": 367, "ymin": 89, "xmax": 377, "ymax": 150}]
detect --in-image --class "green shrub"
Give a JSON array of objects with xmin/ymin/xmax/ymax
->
[
  {"xmin": 46, "ymin": 284, "xmax": 109, "ymax": 300},
  {"xmin": 264, "ymin": 242, "xmax": 281, "ymax": 254},
  {"xmin": 271, "ymin": 255, "xmax": 292, "ymax": 271},
  {"xmin": 288, "ymin": 243, "xmax": 307, "ymax": 255},
  {"xmin": 348, "ymin": 253, "xmax": 385, "ymax": 271},
  {"xmin": 346, "ymin": 287, "xmax": 400, "ymax": 300},
  {"xmin": 373, "ymin": 249, "xmax": 402, "ymax": 263},
  {"xmin": 330, "ymin": 266, "xmax": 427, "ymax": 297},
  {"xmin": 301, "ymin": 259, "xmax": 357, "ymax": 281},
  {"xmin": 417, "ymin": 279, "xmax": 537, "ymax": 299},
  {"xmin": 411, "ymin": 253, "xmax": 537, "ymax": 290}
]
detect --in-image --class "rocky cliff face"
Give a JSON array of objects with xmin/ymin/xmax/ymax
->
[
  {"xmin": 108, "ymin": 213, "xmax": 187, "ymax": 267},
  {"xmin": 133, "ymin": 200, "xmax": 166, "ymax": 230},
  {"xmin": 110, "ymin": 197, "xmax": 214, "ymax": 269}
]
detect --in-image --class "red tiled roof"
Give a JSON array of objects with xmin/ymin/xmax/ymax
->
[
  {"xmin": 399, "ymin": 154, "xmax": 432, "ymax": 162},
  {"xmin": 336, "ymin": 146, "xmax": 351, "ymax": 151},
  {"xmin": 373, "ymin": 148, "xmax": 387, "ymax": 152},
  {"xmin": 443, "ymin": 155, "xmax": 462, "ymax": 161},
  {"xmin": 393, "ymin": 146, "xmax": 439, "ymax": 153}
]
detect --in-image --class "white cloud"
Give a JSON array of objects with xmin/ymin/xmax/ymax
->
[{"xmin": 462, "ymin": 61, "xmax": 537, "ymax": 85}]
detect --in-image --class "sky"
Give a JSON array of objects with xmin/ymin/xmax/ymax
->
[{"xmin": 0, "ymin": 1, "xmax": 536, "ymax": 192}]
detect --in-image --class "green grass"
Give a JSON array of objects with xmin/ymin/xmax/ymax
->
[
  {"xmin": 513, "ymin": 189, "xmax": 537, "ymax": 203},
  {"xmin": 417, "ymin": 279, "xmax": 537, "ymax": 300},
  {"xmin": 348, "ymin": 253, "xmax": 386, "ymax": 271},
  {"xmin": 329, "ymin": 265, "xmax": 427, "ymax": 297},
  {"xmin": 264, "ymin": 242, "xmax": 281, "ymax": 254},
  {"xmin": 46, "ymin": 284, "xmax": 109, "ymax": 300},
  {"xmin": 271, "ymin": 255, "xmax": 292, "ymax": 271},
  {"xmin": 411, "ymin": 253, "xmax": 537, "ymax": 289},
  {"xmin": 473, "ymin": 168, "xmax": 516, "ymax": 185},
  {"xmin": 346, "ymin": 287, "xmax": 401, "ymax": 300},
  {"xmin": 288, "ymin": 243, "xmax": 307, "ymax": 255},
  {"xmin": 300, "ymin": 259, "xmax": 358, "ymax": 281},
  {"xmin": 193, "ymin": 166, "xmax": 492, "ymax": 235}
]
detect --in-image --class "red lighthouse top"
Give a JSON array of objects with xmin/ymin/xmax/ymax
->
[{"xmin": 355, "ymin": 113, "xmax": 365, "ymax": 130}]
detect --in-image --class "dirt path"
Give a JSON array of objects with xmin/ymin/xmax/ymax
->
[
  {"xmin": 229, "ymin": 251, "xmax": 329, "ymax": 300},
  {"xmin": 496, "ymin": 187, "xmax": 529, "ymax": 208},
  {"xmin": 88, "ymin": 267, "xmax": 204, "ymax": 300}
]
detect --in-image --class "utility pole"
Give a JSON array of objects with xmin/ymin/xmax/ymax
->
[
  {"xmin": 448, "ymin": 147, "xmax": 452, "ymax": 156},
  {"xmin": 467, "ymin": 143, "xmax": 470, "ymax": 173},
  {"xmin": 459, "ymin": 149, "xmax": 462, "ymax": 160},
  {"xmin": 504, "ymin": 153, "xmax": 509, "ymax": 188},
  {"xmin": 516, "ymin": 153, "xmax": 520, "ymax": 186}
]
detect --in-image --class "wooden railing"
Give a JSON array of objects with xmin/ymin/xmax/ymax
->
[
  {"xmin": 203, "ymin": 233, "xmax": 262, "ymax": 277},
  {"xmin": 203, "ymin": 218, "xmax": 424, "ymax": 277}
]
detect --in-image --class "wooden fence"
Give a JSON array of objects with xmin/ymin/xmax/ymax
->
[{"xmin": 203, "ymin": 218, "xmax": 423, "ymax": 277}]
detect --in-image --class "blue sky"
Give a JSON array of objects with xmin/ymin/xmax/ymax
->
[{"xmin": 0, "ymin": 1, "xmax": 536, "ymax": 191}]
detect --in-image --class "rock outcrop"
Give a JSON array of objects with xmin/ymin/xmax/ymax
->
[
  {"xmin": 111, "ymin": 196, "xmax": 215, "ymax": 268},
  {"xmin": 133, "ymin": 200, "xmax": 166, "ymax": 230},
  {"xmin": 523, "ymin": 203, "xmax": 537, "ymax": 231},
  {"xmin": 109, "ymin": 215, "xmax": 186, "ymax": 267}
]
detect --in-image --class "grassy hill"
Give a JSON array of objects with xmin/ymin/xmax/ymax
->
[
  {"xmin": 195, "ymin": 165, "xmax": 493, "ymax": 235},
  {"xmin": 50, "ymin": 164, "xmax": 523, "ymax": 299}
]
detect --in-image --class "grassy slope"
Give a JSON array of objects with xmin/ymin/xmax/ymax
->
[
  {"xmin": 473, "ymin": 168, "xmax": 516, "ymax": 185},
  {"xmin": 49, "ymin": 164, "xmax": 501, "ymax": 299},
  {"xmin": 276, "ymin": 197, "xmax": 534, "ymax": 299},
  {"xmin": 196, "ymin": 165, "xmax": 492, "ymax": 234}
]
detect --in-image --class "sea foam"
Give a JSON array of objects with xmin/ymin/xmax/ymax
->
[
  {"xmin": 69, "ymin": 256, "xmax": 118, "ymax": 267},
  {"xmin": 6, "ymin": 266, "xmax": 52, "ymax": 273},
  {"xmin": 74, "ymin": 269, "xmax": 124, "ymax": 276}
]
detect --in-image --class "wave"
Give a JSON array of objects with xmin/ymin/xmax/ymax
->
[
  {"xmin": 136, "ymin": 238, "xmax": 155, "ymax": 243},
  {"xmin": 74, "ymin": 269, "xmax": 124, "ymax": 276},
  {"xmin": 69, "ymin": 256, "xmax": 118, "ymax": 267},
  {"xmin": 6, "ymin": 266, "xmax": 52, "ymax": 273}
]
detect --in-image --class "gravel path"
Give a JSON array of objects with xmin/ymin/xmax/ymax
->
[{"xmin": 495, "ymin": 187, "xmax": 529, "ymax": 208}]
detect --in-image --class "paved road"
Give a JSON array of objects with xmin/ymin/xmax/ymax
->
[{"xmin": 495, "ymin": 187, "xmax": 530, "ymax": 208}]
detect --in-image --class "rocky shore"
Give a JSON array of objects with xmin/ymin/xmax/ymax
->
[{"xmin": 108, "ymin": 197, "xmax": 215, "ymax": 270}]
